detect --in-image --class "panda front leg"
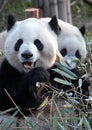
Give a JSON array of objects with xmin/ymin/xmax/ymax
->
[
  {"xmin": 26, "ymin": 67, "xmax": 50, "ymax": 109},
  {"xmin": 0, "ymin": 62, "xmax": 50, "ymax": 115},
  {"xmin": 9, "ymin": 67, "xmax": 50, "ymax": 110}
]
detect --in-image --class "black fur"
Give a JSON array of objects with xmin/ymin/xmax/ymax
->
[
  {"xmin": 49, "ymin": 16, "xmax": 61, "ymax": 35},
  {"xmin": 15, "ymin": 39, "xmax": 23, "ymax": 51},
  {"xmin": 75, "ymin": 50, "xmax": 81, "ymax": 59},
  {"xmin": 7, "ymin": 14, "xmax": 16, "ymax": 31},
  {"xmin": 34, "ymin": 39, "xmax": 44, "ymax": 51},
  {"xmin": 79, "ymin": 25, "xmax": 85, "ymax": 36},
  {"xmin": 0, "ymin": 59, "xmax": 50, "ymax": 116},
  {"xmin": 60, "ymin": 48, "xmax": 67, "ymax": 57}
]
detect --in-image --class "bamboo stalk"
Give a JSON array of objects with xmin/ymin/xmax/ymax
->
[
  {"xmin": 50, "ymin": 0, "xmax": 58, "ymax": 18},
  {"xmin": 43, "ymin": 0, "xmax": 50, "ymax": 17},
  {"xmin": 38, "ymin": 0, "xmax": 43, "ymax": 17},
  {"xmin": 57, "ymin": 0, "xmax": 67, "ymax": 21},
  {"xmin": 66, "ymin": 0, "xmax": 72, "ymax": 23}
]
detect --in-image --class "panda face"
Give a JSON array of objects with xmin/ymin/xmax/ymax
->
[
  {"xmin": 58, "ymin": 32, "xmax": 87, "ymax": 68},
  {"xmin": 4, "ymin": 15, "xmax": 58, "ymax": 72},
  {"xmin": 15, "ymin": 38, "xmax": 41, "ymax": 70},
  {"xmin": 57, "ymin": 20, "xmax": 87, "ymax": 68},
  {"xmin": 60, "ymin": 48, "xmax": 82, "ymax": 68},
  {"xmin": 61, "ymin": 48, "xmax": 81, "ymax": 59}
]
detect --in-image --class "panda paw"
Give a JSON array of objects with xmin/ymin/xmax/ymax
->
[
  {"xmin": 27, "ymin": 67, "xmax": 50, "ymax": 95},
  {"xmin": 27, "ymin": 67, "xmax": 50, "ymax": 84}
]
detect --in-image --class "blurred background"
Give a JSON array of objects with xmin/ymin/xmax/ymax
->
[{"xmin": 0, "ymin": 0, "xmax": 92, "ymax": 36}]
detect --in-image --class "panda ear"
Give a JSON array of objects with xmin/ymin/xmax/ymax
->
[
  {"xmin": 79, "ymin": 25, "xmax": 85, "ymax": 36},
  {"xmin": 7, "ymin": 14, "xmax": 16, "ymax": 31},
  {"xmin": 49, "ymin": 16, "xmax": 61, "ymax": 35}
]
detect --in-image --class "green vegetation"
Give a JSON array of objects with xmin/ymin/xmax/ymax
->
[
  {"xmin": 0, "ymin": 43, "xmax": 92, "ymax": 129},
  {"xmin": 71, "ymin": 1, "xmax": 92, "ymax": 34},
  {"xmin": 0, "ymin": 0, "xmax": 92, "ymax": 130},
  {"xmin": 0, "ymin": 0, "xmax": 33, "ymax": 31}
]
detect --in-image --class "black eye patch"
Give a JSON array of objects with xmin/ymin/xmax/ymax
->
[
  {"xmin": 75, "ymin": 50, "xmax": 81, "ymax": 59},
  {"xmin": 15, "ymin": 39, "xmax": 23, "ymax": 51},
  {"xmin": 34, "ymin": 39, "xmax": 43, "ymax": 51},
  {"xmin": 60, "ymin": 48, "xmax": 67, "ymax": 57}
]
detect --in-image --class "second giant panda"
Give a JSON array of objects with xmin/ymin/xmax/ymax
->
[
  {"xmin": 40, "ymin": 16, "xmax": 87, "ymax": 68},
  {"xmin": 40, "ymin": 16, "xmax": 90, "ymax": 98}
]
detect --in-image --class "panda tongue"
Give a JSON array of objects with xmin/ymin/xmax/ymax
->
[{"xmin": 23, "ymin": 61, "xmax": 33, "ymax": 69}]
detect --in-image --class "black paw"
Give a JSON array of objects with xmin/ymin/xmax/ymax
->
[
  {"xmin": 27, "ymin": 67, "xmax": 50, "ymax": 97},
  {"xmin": 27, "ymin": 67, "xmax": 50, "ymax": 84}
]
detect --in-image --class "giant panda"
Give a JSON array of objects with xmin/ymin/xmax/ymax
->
[
  {"xmin": 0, "ymin": 16, "xmax": 87, "ymax": 68},
  {"xmin": 0, "ymin": 14, "xmax": 62, "ymax": 116},
  {"xmin": 0, "ymin": 15, "xmax": 90, "ymax": 118},
  {"xmin": 40, "ymin": 16, "xmax": 87, "ymax": 68},
  {"xmin": 40, "ymin": 16, "xmax": 90, "ymax": 98}
]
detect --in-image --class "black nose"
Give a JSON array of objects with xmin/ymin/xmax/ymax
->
[{"xmin": 21, "ymin": 51, "xmax": 33, "ymax": 59}]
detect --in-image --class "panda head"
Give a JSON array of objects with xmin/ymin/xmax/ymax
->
[
  {"xmin": 59, "ymin": 24, "xmax": 87, "ymax": 68},
  {"xmin": 4, "ymin": 15, "xmax": 58, "ymax": 73},
  {"xmin": 40, "ymin": 17, "xmax": 87, "ymax": 68}
]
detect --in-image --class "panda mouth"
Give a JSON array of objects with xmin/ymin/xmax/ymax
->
[{"xmin": 23, "ymin": 61, "xmax": 33, "ymax": 69}]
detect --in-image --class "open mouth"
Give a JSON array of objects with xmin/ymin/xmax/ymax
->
[{"xmin": 23, "ymin": 61, "xmax": 33, "ymax": 69}]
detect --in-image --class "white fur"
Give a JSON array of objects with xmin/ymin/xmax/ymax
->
[
  {"xmin": 5, "ymin": 18, "xmax": 58, "ymax": 72},
  {"xmin": 40, "ymin": 18, "xmax": 87, "ymax": 67}
]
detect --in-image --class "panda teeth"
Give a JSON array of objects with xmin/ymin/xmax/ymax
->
[{"xmin": 23, "ymin": 61, "xmax": 33, "ymax": 69}]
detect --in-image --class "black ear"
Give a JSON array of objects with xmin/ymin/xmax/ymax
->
[
  {"xmin": 49, "ymin": 16, "xmax": 61, "ymax": 35},
  {"xmin": 7, "ymin": 14, "xmax": 16, "ymax": 31},
  {"xmin": 79, "ymin": 25, "xmax": 85, "ymax": 36}
]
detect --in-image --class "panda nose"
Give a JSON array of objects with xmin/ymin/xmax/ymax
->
[{"xmin": 21, "ymin": 51, "xmax": 33, "ymax": 59}]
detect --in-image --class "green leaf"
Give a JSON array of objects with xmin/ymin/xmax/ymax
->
[
  {"xmin": 0, "ymin": 107, "xmax": 17, "ymax": 115},
  {"xmin": 58, "ymin": 122, "xmax": 65, "ymax": 130},
  {"xmin": 54, "ymin": 78, "xmax": 72, "ymax": 86},
  {"xmin": 54, "ymin": 62, "xmax": 78, "ymax": 79},
  {"xmin": 55, "ymin": 62, "xmax": 71, "ymax": 70},
  {"xmin": 0, "ymin": 110, "xmax": 19, "ymax": 130},
  {"xmin": 53, "ymin": 68, "xmax": 77, "ymax": 80},
  {"xmin": 53, "ymin": 113, "xmax": 58, "ymax": 130},
  {"xmin": 78, "ymin": 79, "xmax": 82, "ymax": 94},
  {"xmin": 82, "ymin": 115, "xmax": 92, "ymax": 130},
  {"xmin": 38, "ymin": 97, "xmax": 48, "ymax": 110}
]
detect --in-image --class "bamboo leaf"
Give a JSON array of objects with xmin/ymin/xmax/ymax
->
[
  {"xmin": 58, "ymin": 122, "xmax": 65, "ymax": 130},
  {"xmin": 53, "ymin": 113, "xmax": 58, "ymax": 130},
  {"xmin": 55, "ymin": 62, "xmax": 71, "ymax": 70},
  {"xmin": 0, "ymin": 110, "xmax": 19, "ymax": 130},
  {"xmin": 53, "ymin": 68, "xmax": 77, "ymax": 80},
  {"xmin": 54, "ymin": 78, "xmax": 72, "ymax": 86},
  {"xmin": 55, "ymin": 62, "xmax": 78, "ymax": 79},
  {"xmin": 0, "ymin": 107, "xmax": 17, "ymax": 115},
  {"xmin": 78, "ymin": 79, "xmax": 82, "ymax": 94},
  {"xmin": 82, "ymin": 115, "xmax": 92, "ymax": 130},
  {"xmin": 38, "ymin": 97, "xmax": 48, "ymax": 110}
]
